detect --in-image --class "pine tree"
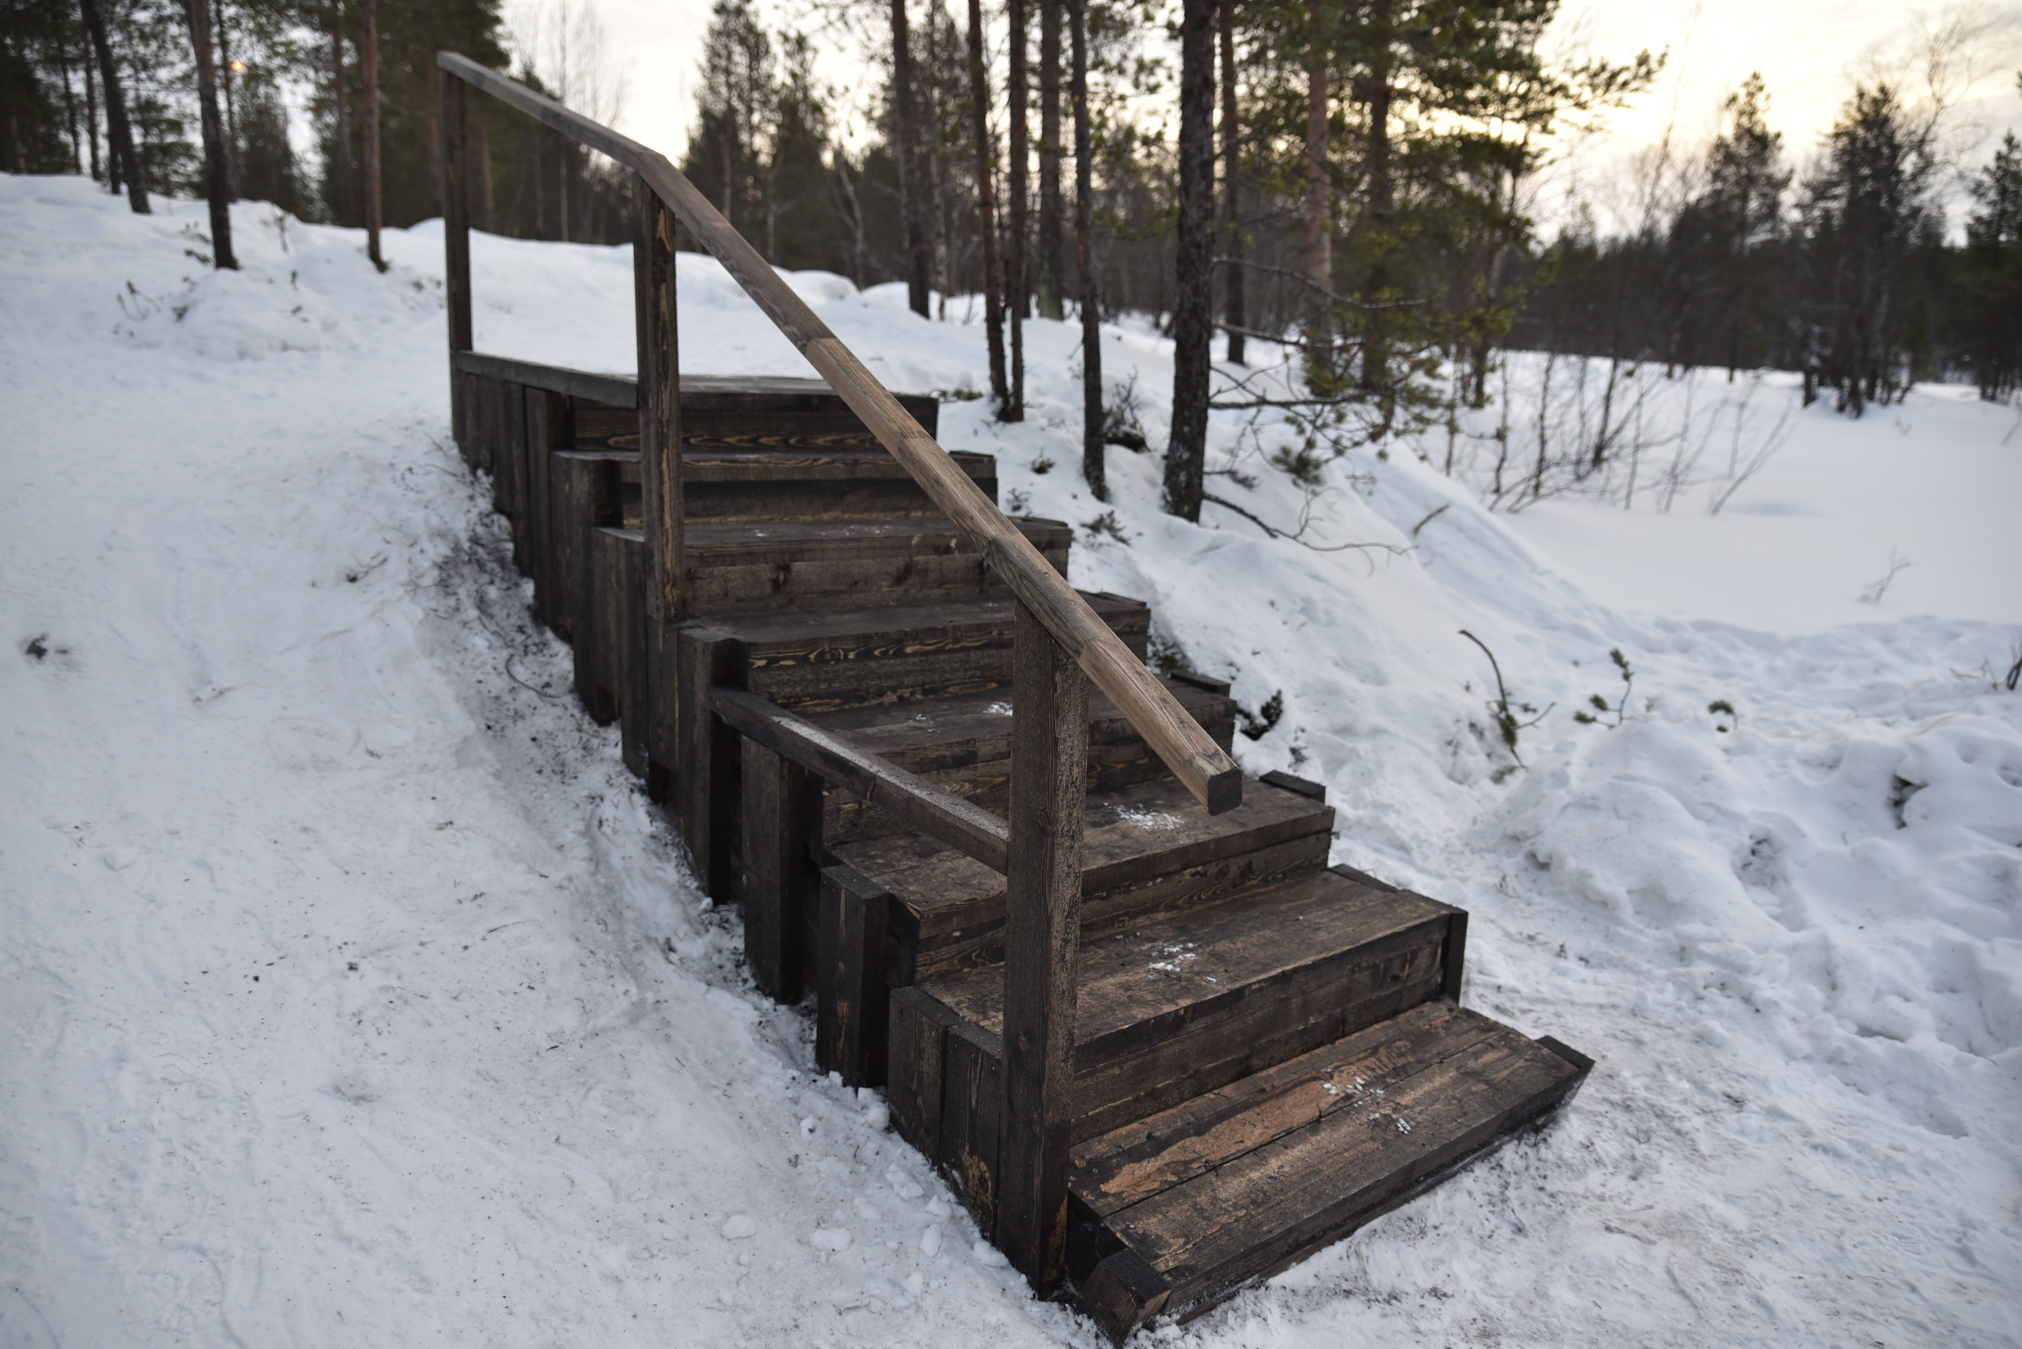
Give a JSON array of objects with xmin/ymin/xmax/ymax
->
[
  {"xmin": 1802, "ymin": 82, "xmax": 1933, "ymax": 415},
  {"xmin": 1962, "ymin": 125, "xmax": 2022, "ymax": 400}
]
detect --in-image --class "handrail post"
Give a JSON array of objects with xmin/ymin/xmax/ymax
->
[
  {"xmin": 998, "ymin": 598, "xmax": 1088, "ymax": 1292},
  {"xmin": 440, "ymin": 71, "xmax": 472, "ymax": 446},
  {"xmin": 634, "ymin": 173, "xmax": 682, "ymax": 622}
]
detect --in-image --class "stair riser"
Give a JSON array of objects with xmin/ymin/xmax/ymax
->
[
  {"xmin": 684, "ymin": 544, "xmax": 1067, "ymax": 612},
  {"xmin": 1069, "ymin": 919, "xmax": 1451, "ymax": 1143},
  {"xmin": 742, "ymin": 625, "xmax": 1150, "ymax": 713},
  {"xmin": 895, "ymin": 834, "xmax": 1333, "ymax": 982},
  {"xmin": 1073, "ymin": 1029, "xmax": 1587, "ymax": 1342},
  {"xmin": 888, "ymin": 913, "xmax": 1457, "ymax": 1233},
  {"xmin": 573, "ymin": 393, "xmax": 941, "ymax": 451},
  {"xmin": 820, "ymin": 709, "xmax": 1240, "ymax": 849}
]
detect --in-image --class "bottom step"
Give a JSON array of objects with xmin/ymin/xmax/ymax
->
[{"xmin": 1068, "ymin": 1000, "xmax": 1591, "ymax": 1343}]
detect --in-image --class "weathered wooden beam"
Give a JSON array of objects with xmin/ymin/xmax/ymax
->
[
  {"xmin": 435, "ymin": 50, "xmax": 1238, "ymax": 817},
  {"xmin": 452, "ymin": 350, "xmax": 637, "ymax": 409},
  {"xmin": 995, "ymin": 599, "xmax": 1089, "ymax": 1292},
  {"xmin": 439, "ymin": 71, "xmax": 470, "ymax": 446},
  {"xmin": 816, "ymin": 863, "xmax": 893, "ymax": 1086},
  {"xmin": 741, "ymin": 740, "xmax": 816, "ymax": 1002},
  {"xmin": 707, "ymin": 685, "xmax": 1010, "ymax": 874},
  {"xmin": 634, "ymin": 176, "xmax": 682, "ymax": 623}
]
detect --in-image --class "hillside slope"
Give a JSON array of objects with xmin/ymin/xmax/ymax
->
[{"xmin": 2, "ymin": 175, "xmax": 2017, "ymax": 1348}]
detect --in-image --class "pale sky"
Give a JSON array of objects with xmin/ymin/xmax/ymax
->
[{"xmin": 530, "ymin": 0, "xmax": 2022, "ymax": 228}]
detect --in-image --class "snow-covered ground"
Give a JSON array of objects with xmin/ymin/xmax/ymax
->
[{"xmin": 2, "ymin": 174, "xmax": 2017, "ymax": 1348}]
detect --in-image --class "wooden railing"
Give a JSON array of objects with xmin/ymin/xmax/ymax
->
[{"xmin": 434, "ymin": 52, "xmax": 1240, "ymax": 1290}]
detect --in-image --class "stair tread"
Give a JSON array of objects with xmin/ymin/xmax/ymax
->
[
  {"xmin": 829, "ymin": 775, "xmax": 1334, "ymax": 929},
  {"xmin": 682, "ymin": 515, "xmax": 1065, "ymax": 561},
  {"xmin": 802, "ymin": 678, "xmax": 1230, "ymax": 764},
  {"xmin": 1075, "ymin": 1002, "xmax": 1586, "ymax": 1318},
  {"xmin": 921, "ymin": 866, "xmax": 1444, "ymax": 1048},
  {"xmin": 598, "ymin": 445, "xmax": 994, "ymax": 479},
  {"xmin": 695, "ymin": 589, "xmax": 1147, "ymax": 647}
]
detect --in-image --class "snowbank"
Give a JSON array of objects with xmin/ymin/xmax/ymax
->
[{"xmin": 2, "ymin": 174, "xmax": 2017, "ymax": 1347}]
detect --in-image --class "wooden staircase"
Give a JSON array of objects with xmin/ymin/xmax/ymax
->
[
  {"xmin": 453, "ymin": 357, "xmax": 1591, "ymax": 1341},
  {"xmin": 436, "ymin": 54, "xmax": 1591, "ymax": 1345}
]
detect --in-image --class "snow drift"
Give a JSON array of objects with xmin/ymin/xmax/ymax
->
[{"xmin": 2, "ymin": 174, "xmax": 2017, "ymax": 1347}]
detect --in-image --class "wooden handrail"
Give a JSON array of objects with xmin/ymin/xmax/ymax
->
[
  {"xmin": 436, "ymin": 51, "xmax": 1239, "ymax": 816},
  {"xmin": 708, "ymin": 685, "xmax": 1011, "ymax": 873}
]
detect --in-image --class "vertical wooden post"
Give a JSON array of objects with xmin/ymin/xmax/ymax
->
[
  {"xmin": 440, "ymin": 71, "xmax": 471, "ymax": 447},
  {"xmin": 362, "ymin": 0, "xmax": 383, "ymax": 269},
  {"xmin": 997, "ymin": 598, "xmax": 1088, "ymax": 1291},
  {"xmin": 634, "ymin": 175, "xmax": 683, "ymax": 624}
]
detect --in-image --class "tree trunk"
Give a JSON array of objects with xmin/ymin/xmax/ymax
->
[
  {"xmin": 79, "ymin": 0, "xmax": 148, "ymax": 213},
  {"xmin": 967, "ymin": 0, "xmax": 1008, "ymax": 412},
  {"xmin": 59, "ymin": 50, "xmax": 81, "ymax": 174},
  {"xmin": 331, "ymin": 12, "xmax": 354, "ymax": 226},
  {"xmin": 362, "ymin": 0, "xmax": 384, "ymax": 267},
  {"xmin": 1035, "ymin": 0, "xmax": 1063, "ymax": 319},
  {"xmin": 82, "ymin": 28, "xmax": 101, "ymax": 183},
  {"xmin": 1218, "ymin": 0, "xmax": 1244, "ymax": 365},
  {"xmin": 1006, "ymin": 0, "xmax": 1029, "ymax": 417},
  {"xmin": 1359, "ymin": 0, "xmax": 1392, "ymax": 426},
  {"xmin": 1071, "ymin": 0, "xmax": 1102, "ymax": 498},
  {"xmin": 216, "ymin": 0, "xmax": 239, "ymax": 198},
  {"xmin": 1165, "ymin": 0, "xmax": 1215, "ymax": 522},
  {"xmin": 181, "ymin": 0, "xmax": 237, "ymax": 267},
  {"xmin": 1300, "ymin": 0, "xmax": 1330, "ymax": 380},
  {"xmin": 891, "ymin": 0, "xmax": 932, "ymax": 316}
]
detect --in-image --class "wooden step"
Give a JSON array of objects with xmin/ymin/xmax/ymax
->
[
  {"xmin": 695, "ymin": 591, "xmax": 1150, "ymax": 712},
  {"xmin": 804, "ymin": 673, "xmax": 1237, "ymax": 847},
  {"xmin": 572, "ymin": 375, "xmax": 941, "ymax": 452},
  {"xmin": 671, "ymin": 515, "xmax": 1069, "ymax": 610},
  {"xmin": 828, "ymin": 775, "xmax": 1335, "ymax": 987},
  {"xmin": 604, "ymin": 448, "xmax": 999, "ymax": 524},
  {"xmin": 814, "ymin": 772, "xmax": 1331, "ymax": 1087},
  {"xmin": 1068, "ymin": 1000, "xmax": 1592, "ymax": 1342},
  {"xmin": 884, "ymin": 867, "xmax": 1469, "ymax": 1230}
]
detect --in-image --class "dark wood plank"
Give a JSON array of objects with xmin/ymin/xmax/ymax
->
[
  {"xmin": 634, "ymin": 175, "xmax": 682, "ymax": 623},
  {"xmin": 440, "ymin": 71, "xmax": 471, "ymax": 443},
  {"xmin": 816, "ymin": 863, "xmax": 892, "ymax": 1086},
  {"xmin": 524, "ymin": 387, "xmax": 563, "ymax": 628},
  {"xmin": 941, "ymin": 1020, "xmax": 1004, "ymax": 1234},
  {"xmin": 828, "ymin": 776, "xmax": 1330, "ymax": 947},
  {"xmin": 613, "ymin": 531, "xmax": 650, "ymax": 778},
  {"xmin": 888, "ymin": 985, "xmax": 960, "ymax": 1158},
  {"xmin": 709, "ymin": 686, "xmax": 1010, "ymax": 871},
  {"xmin": 740, "ymin": 740, "xmax": 814, "ymax": 1001},
  {"xmin": 997, "ymin": 600, "xmax": 1091, "ymax": 1290},
  {"xmin": 1115, "ymin": 1029, "xmax": 1584, "ymax": 1311},
  {"xmin": 675, "ymin": 622, "xmax": 739, "ymax": 897},
  {"xmin": 453, "ymin": 349, "xmax": 637, "ymax": 409},
  {"xmin": 1068, "ymin": 1001, "xmax": 1495, "ymax": 1217}
]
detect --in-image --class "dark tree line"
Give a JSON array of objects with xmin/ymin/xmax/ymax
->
[{"xmin": 1513, "ymin": 72, "xmax": 2022, "ymax": 413}]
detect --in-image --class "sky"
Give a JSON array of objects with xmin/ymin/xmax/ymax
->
[{"xmin": 498, "ymin": 0, "xmax": 2022, "ymax": 236}]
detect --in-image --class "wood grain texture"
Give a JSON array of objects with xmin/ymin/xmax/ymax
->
[
  {"xmin": 453, "ymin": 350, "xmax": 636, "ymax": 410},
  {"xmin": 437, "ymin": 51, "xmax": 1236, "ymax": 814},
  {"xmin": 634, "ymin": 177, "xmax": 682, "ymax": 622},
  {"xmin": 1113, "ymin": 1029, "xmax": 1582, "ymax": 1310},
  {"xmin": 997, "ymin": 600, "xmax": 1091, "ymax": 1291},
  {"xmin": 817, "ymin": 863, "xmax": 894, "ymax": 1087},
  {"xmin": 888, "ymin": 986, "xmax": 960, "ymax": 1158},
  {"xmin": 740, "ymin": 741, "xmax": 817, "ymax": 1002},
  {"xmin": 676, "ymin": 623, "xmax": 740, "ymax": 897},
  {"xmin": 439, "ymin": 70, "xmax": 470, "ymax": 446},
  {"xmin": 709, "ymin": 685, "xmax": 1010, "ymax": 872}
]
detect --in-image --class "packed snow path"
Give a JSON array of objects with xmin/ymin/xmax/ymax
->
[{"xmin": 2, "ymin": 176, "xmax": 2018, "ymax": 1346}]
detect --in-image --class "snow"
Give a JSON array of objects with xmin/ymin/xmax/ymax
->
[{"xmin": 2, "ymin": 173, "xmax": 2018, "ymax": 1347}]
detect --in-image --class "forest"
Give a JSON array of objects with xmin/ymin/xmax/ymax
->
[{"xmin": 4, "ymin": 0, "xmax": 2019, "ymax": 511}]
